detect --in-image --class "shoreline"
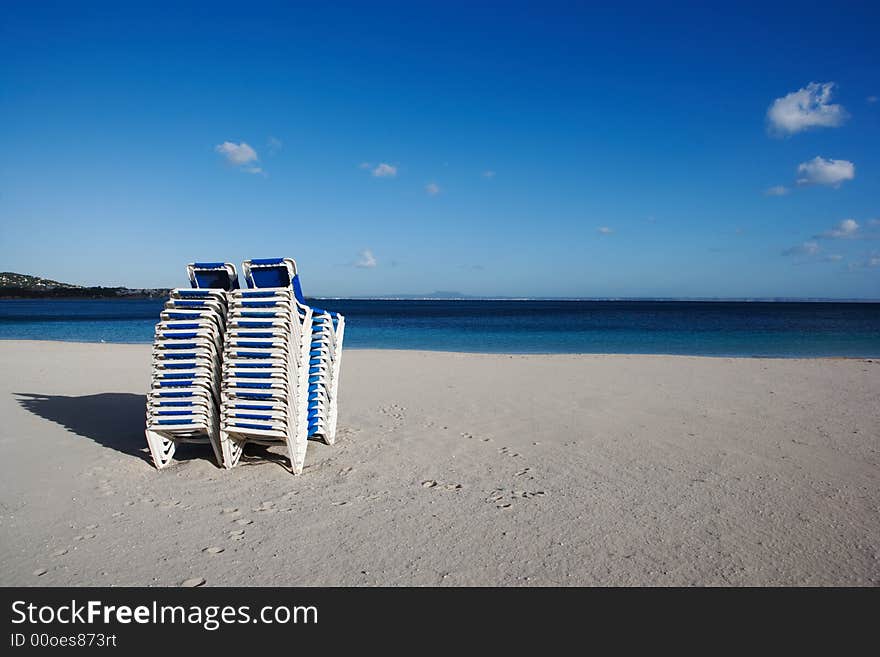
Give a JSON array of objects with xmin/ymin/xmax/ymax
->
[{"xmin": 0, "ymin": 338, "xmax": 875, "ymax": 360}]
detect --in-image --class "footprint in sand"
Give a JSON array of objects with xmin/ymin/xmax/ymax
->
[
  {"xmin": 111, "ymin": 512, "xmax": 125, "ymax": 518},
  {"xmin": 203, "ymin": 547, "xmax": 225, "ymax": 555},
  {"xmin": 507, "ymin": 489, "xmax": 547, "ymax": 501},
  {"xmin": 485, "ymin": 490, "xmax": 506, "ymax": 503},
  {"xmin": 379, "ymin": 404, "xmax": 406, "ymax": 421},
  {"xmin": 228, "ymin": 530, "xmax": 246, "ymax": 541},
  {"xmin": 33, "ymin": 568, "xmax": 47, "ymax": 577},
  {"xmin": 422, "ymin": 480, "xmax": 462, "ymax": 491},
  {"xmin": 85, "ymin": 524, "xmax": 99, "ymax": 530},
  {"xmin": 51, "ymin": 548, "xmax": 69, "ymax": 557},
  {"xmin": 486, "ymin": 488, "xmax": 546, "ymax": 506},
  {"xmin": 221, "ymin": 507, "xmax": 239, "ymax": 515},
  {"xmin": 514, "ymin": 468, "xmax": 531, "ymax": 477},
  {"xmin": 338, "ymin": 466, "xmax": 353, "ymax": 476},
  {"xmin": 499, "ymin": 447, "xmax": 520, "ymax": 457},
  {"xmin": 181, "ymin": 577, "xmax": 205, "ymax": 587},
  {"xmin": 234, "ymin": 518, "xmax": 253, "ymax": 526}
]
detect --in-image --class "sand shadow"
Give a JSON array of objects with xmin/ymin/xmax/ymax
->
[
  {"xmin": 238, "ymin": 438, "xmax": 333, "ymax": 474},
  {"xmin": 14, "ymin": 392, "xmax": 169, "ymax": 464},
  {"xmin": 239, "ymin": 444, "xmax": 297, "ymax": 473},
  {"xmin": 15, "ymin": 392, "xmax": 321, "ymax": 470}
]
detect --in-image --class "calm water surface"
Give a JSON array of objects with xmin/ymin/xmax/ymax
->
[{"xmin": 1, "ymin": 298, "xmax": 879, "ymax": 357}]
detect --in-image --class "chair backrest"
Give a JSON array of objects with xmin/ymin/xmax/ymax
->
[
  {"xmin": 242, "ymin": 258, "xmax": 306, "ymax": 303},
  {"xmin": 187, "ymin": 262, "xmax": 240, "ymax": 290}
]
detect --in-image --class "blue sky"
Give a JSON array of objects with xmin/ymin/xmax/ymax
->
[{"xmin": 1, "ymin": 1, "xmax": 879, "ymax": 298}]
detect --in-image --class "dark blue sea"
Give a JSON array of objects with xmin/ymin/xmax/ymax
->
[{"xmin": 1, "ymin": 298, "xmax": 879, "ymax": 357}]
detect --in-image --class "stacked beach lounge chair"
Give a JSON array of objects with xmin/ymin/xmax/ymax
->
[
  {"xmin": 144, "ymin": 263, "xmax": 238, "ymax": 469},
  {"xmin": 218, "ymin": 258, "xmax": 345, "ymax": 474}
]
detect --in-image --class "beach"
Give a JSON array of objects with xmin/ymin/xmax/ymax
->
[{"xmin": 0, "ymin": 340, "xmax": 877, "ymax": 586}]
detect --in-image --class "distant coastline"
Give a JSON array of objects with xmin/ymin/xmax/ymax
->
[
  {"xmin": 0, "ymin": 271, "xmax": 169, "ymax": 299},
  {"xmin": 0, "ymin": 286, "xmax": 170, "ymax": 300}
]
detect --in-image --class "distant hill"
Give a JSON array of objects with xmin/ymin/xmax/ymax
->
[
  {"xmin": 0, "ymin": 272, "xmax": 169, "ymax": 299},
  {"xmin": 0, "ymin": 272, "xmax": 80, "ymax": 289}
]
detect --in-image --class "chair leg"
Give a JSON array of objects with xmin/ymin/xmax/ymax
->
[
  {"xmin": 207, "ymin": 427, "xmax": 224, "ymax": 468},
  {"xmin": 324, "ymin": 404, "xmax": 338, "ymax": 446},
  {"xmin": 145, "ymin": 429, "xmax": 175, "ymax": 469},
  {"xmin": 323, "ymin": 325, "xmax": 343, "ymax": 446},
  {"xmin": 286, "ymin": 436, "xmax": 305, "ymax": 475},
  {"xmin": 219, "ymin": 430, "xmax": 243, "ymax": 469},
  {"xmin": 284, "ymin": 418, "xmax": 308, "ymax": 475}
]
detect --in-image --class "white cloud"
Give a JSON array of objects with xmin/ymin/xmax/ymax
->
[
  {"xmin": 267, "ymin": 136, "xmax": 282, "ymax": 154},
  {"xmin": 597, "ymin": 226, "xmax": 613, "ymax": 235},
  {"xmin": 215, "ymin": 141, "xmax": 258, "ymax": 165},
  {"xmin": 782, "ymin": 241, "xmax": 819, "ymax": 256},
  {"xmin": 425, "ymin": 182, "xmax": 440, "ymax": 196},
  {"xmin": 764, "ymin": 185, "xmax": 790, "ymax": 196},
  {"xmin": 482, "ymin": 170, "xmax": 496, "ymax": 178},
  {"xmin": 820, "ymin": 254, "xmax": 843, "ymax": 262},
  {"xmin": 371, "ymin": 163, "xmax": 397, "ymax": 178},
  {"xmin": 868, "ymin": 96, "xmax": 878, "ymax": 104},
  {"xmin": 358, "ymin": 162, "xmax": 397, "ymax": 177},
  {"xmin": 767, "ymin": 82, "xmax": 848, "ymax": 135},
  {"xmin": 796, "ymin": 156, "xmax": 855, "ymax": 187},
  {"xmin": 868, "ymin": 219, "xmax": 880, "ymax": 227},
  {"xmin": 850, "ymin": 252, "xmax": 880, "ymax": 270},
  {"xmin": 355, "ymin": 249, "xmax": 377, "ymax": 268},
  {"xmin": 816, "ymin": 218, "xmax": 860, "ymax": 239}
]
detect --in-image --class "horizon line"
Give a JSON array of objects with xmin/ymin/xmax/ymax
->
[{"xmin": 309, "ymin": 296, "xmax": 880, "ymax": 303}]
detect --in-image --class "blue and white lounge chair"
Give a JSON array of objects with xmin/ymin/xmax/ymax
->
[
  {"xmin": 186, "ymin": 261, "xmax": 240, "ymax": 290},
  {"xmin": 144, "ymin": 262, "xmax": 238, "ymax": 469},
  {"xmin": 217, "ymin": 258, "xmax": 345, "ymax": 474},
  {"xmin": 243, "ymin": 258, "xmax": 345, "ymax": 444}
]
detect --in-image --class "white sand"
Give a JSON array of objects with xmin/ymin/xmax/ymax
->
[{"xmin": 0, "ymin": 340, "xmax": 877, "ymax": 586}]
